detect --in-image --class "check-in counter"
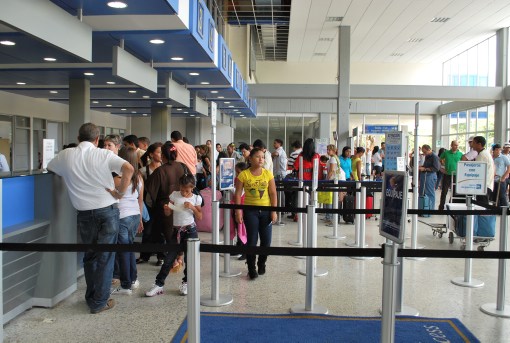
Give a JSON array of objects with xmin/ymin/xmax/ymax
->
[{"xmin": 1, "ymin": 171, "xmax": 77, "ymax": 324}]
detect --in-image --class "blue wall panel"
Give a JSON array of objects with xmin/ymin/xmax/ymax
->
[
  {"xmin": 218, "ymin": 35, "xmax": 233, "ymax": 85},
  {"xmin": 189, "ymin": 0, "xmax": 215, "ymax": 62},
  {"xmin": 2, "ymin": 176, "xmax": 35, "ymax": 231}
]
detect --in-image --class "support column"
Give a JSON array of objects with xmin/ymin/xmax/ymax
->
[
  {"xmin": 336, "ymin": 26, "xmax": 351, "ymax": 150},
  {"xmin": 69, "ymin": 78, "xmax": 90, "ymax": 141},
  {"xmin": 150, "ymin": 106, "xmax": 171, "ymax": 143},
  {"xmin": 319, "ymin": 113, "xmax": 331, "ymax": 141},
  {"xmin": 432, "ymin": 115, "xmax": 442, "ymax": 151},
  {"xmin": 494, "ymin": 27, "xmax": 508, "ymax": 145},
  {"xmin": 186, "ymin": 117, "xmax": 201, "ymax": 146}
]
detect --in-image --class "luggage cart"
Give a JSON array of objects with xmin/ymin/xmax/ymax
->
[{"xmin": 419, "ymin": 220, "xmax": 447, "ymax": 238}]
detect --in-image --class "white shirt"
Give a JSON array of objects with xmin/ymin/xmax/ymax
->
[
  {"xmin": 372, "ymin": 152, "xmax": 382, "ymax": 167},
  {"xmin": 475, "ymin": 149, "xmax": 494, "ymax": 191},
  {"xmin": 119, "ymin": 178, "xmax": 141, "ymax": 219},
  {"xmin": 0, "ymin": 153, "xmax": 10, "ymax": 172},
  {"xmin": 47, "ymin": 141, "xmax": 126, "ymax": 211},
  {"xmin": 464, "ymin": 148, "xmax": 478, "ymax": 161},
  {"xmin": 263, "ymin": 150, "xmax": 273, "ymax": 172},
  {"xmin": 272, "ymin": 146, "xmax": 288, "ymax": 178},
  {"xmin": 169, "ymin": 191, "xmax": 202, "ymax": 226}
]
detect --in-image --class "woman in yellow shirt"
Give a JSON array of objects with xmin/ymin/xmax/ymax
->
[
  {"xmin": 234, "ymin": 148, "xmax": 277, "ymax": 279},
  {"xmin": 351, "ymin": 147, "xmax": 365, "ymax": 181}
]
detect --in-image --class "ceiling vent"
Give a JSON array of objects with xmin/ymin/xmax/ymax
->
[
  {"xmin": 407, "ymin": 38, "xmax": 423, "ymax": 43},
  {"xmin": 430, "ymin": 17, "xmax": 450, "ymax": 23},
  {"xmin": 390, "ymin": 52, "xmax": 404, "ymax": 57},
  {"xmin": 325, "ymin": 16, "xmax": 343, "ymax": 22},
  {"xmin": 318, "ymin": 37, "xmax": 334, "ymax": 42}
]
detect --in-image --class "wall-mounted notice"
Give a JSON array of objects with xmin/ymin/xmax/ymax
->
[
  {"xmin": 219, "ymin": 158, "xmax": 235, "ymax": 190},
  {"xmin": 456, "ymin": 161, "xmax": 487, "ymax": 195},
  {"xmin": 315, "ymin": 138, "xmax": 328, "ymax": 156},
  {"xmin": 42, "ymin": 139, "xmax": 55, "ymax": 169},
  {"xmin": 379, "ymin": 171, "xmax": 408, "ymax": 244}
]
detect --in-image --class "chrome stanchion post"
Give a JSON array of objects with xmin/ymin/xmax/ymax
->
[
  {"xmin": 481, "ymin": 206, "xmax": 510, "ymax": 317},
  {"xmin": 220, "ymin": 192, "xmax": 241, "ymax": 278},
  {"xmin": 275, "ymin": 180, "xmax": 285, "ymax": 226},
  {"xmin": 351, "ymin": 186, "xmax": 373, "ymax": 260},
  {"xmin": 187, "ymin": 238, "xmax": 200, "ymax": 343},
  {"xmin": 201, "ymin": 103, "xmax": 233, "ymax": 307},
  {"xmin": 289, "ymin": 160, "xmax": 304, "ymax": 246},
  {"xmin": 451, "ymin": 195, "xmax": 484, "ymax": 288},
  {"xmin": 381, "ymin": 242, "xmax": 398, "ymax": 343},
  {"xmin": 347, "ymin": 182, "xmax": 361, "ymax": 247},
  {"xmin": 395, "ymin": 251, "xmax": 419, "ymax": 316},
  {"xmin": 326, "ymin": 177, "xmax": 345, "ymax": 240}
]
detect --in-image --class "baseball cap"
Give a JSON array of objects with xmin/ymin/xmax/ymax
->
[
  {"xmin": 468, "ymin": 136, "xmax": 475, "ymax": 142},
  {"xmin": 504, "ymin": 143, "xmax": 510, "ymax": 148}
]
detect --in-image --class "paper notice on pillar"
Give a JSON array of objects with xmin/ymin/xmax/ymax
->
[{"xmin": 42, "ymin": 139, "xmax": 55, "ymax": 169}]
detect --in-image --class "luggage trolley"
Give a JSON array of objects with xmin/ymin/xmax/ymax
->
[{"xmin": 445, "ymin": 203, "xmax": 496, "ymax": 251}]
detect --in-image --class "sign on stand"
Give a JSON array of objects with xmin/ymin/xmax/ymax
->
[
  {"xmin": 384, "ymin": 131, "xmax": 403, "ymax": 171},
  {"xmin": 379, "ymin": 170, "xmax": 408, "ymax": 244},
  {"xmin": 219, "ymin": 158, "xmax": 235, "ymax": 190},
  {"xmin": 456, "ymin": 161, "xmax": 487, "ymax": 195}
]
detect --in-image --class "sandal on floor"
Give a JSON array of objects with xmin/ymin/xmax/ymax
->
[{"xmin": 90, "ymin": 298, "xmax": 115, "ymax": 314}]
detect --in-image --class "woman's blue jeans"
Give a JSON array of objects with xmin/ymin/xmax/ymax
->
[
  {"xmin": 243, "ymin": 209, "xmax": 272, "ymax": 269},
  {"xmin": 118, "ymin": 214, "xmax": 140, "ymax": 289}
]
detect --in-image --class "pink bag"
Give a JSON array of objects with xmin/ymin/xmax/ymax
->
[
  {"xmin": 195, "ymin": 188, "xmax": 224, "ymax": 232},
  {"xmin": 229, "ymin": 195, "xmax": 247, "ymax": 243}
]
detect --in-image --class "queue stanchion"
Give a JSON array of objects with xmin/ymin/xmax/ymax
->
[
  {"xmin": 220, "ymin": 191, "xmax": 241, "ymax": 278},
  {"xmin": 395, "ymin": 250, "xmax": 419, "ymax": 316},
  {"xmin": 293, "ymin": 188, "xmax": 307, "ymax": 260},
  {"xmin": 351, "ymin": 186, "xmax": 372, "ymax": 260},
  {"xmin": 187, "ymin": 238, "xmax": 201, "ymax": 343},
  {"xmin": 346, "ymin": 182, "xmax": 361, "ymax": 247},
  {"xmin": 289, "ymin": 160, "xmax": 304, "ymax": 247},
  {"xmin": 481, "ymin": 206, "xmax": 510, "ymax": 317},
  {"xmin": 201, "ymin": 104, "xmax": 233, "ymax": 307},
  {"xmin": 451, "ymin": 195, "xmax": 484, "ymax": 288},
  {"xmin": 275, "ymin": 179, "xmax": 285, "ymax": 226},
  {"xmin": 381, "ymin": 242, "xmax": 399, "ymax": 343},
  {"xmin": 325, "ymin": 177, "xmax": 346, "ymax": 240}
]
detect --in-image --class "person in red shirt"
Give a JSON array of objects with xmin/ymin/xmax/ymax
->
[{"xmin": 294, "ymin": 138, "xmax": 320, "ymax": 181}]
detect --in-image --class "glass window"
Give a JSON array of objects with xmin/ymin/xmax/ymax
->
[{"xmin": 488, "ymin": 35, "xmax": 497, "ymax": 87}]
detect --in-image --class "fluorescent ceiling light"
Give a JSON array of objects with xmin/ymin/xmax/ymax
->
[
  {"xmin": 189, "ymin": 72, "xmax": 200, "ymax": 76},
  {"xmin": 240, "ymin": 115, "xmax": 245, "ymax": 117},
  {"xmin": 217, "ymin": 96, "xmax": 224, "ymax": 99},
  {"xmin": 50, "ymin": 90, "xmax": 58, "ymax": 94},
  {"xmin": 142, "ymin": 113, "xmax": 148, "ymax": 116},
  {"xmin": 106, "ymin": 81, "xmax": 116, "ymax": 85},
  {"xmin": 131, "ymin": 111, "xmax": 136, "ymax": 113},
  {"xmin": 106, "ymin": 104, "xmax": 112, "ymax": 107},
  {"xmin": 157, "ymin": 101, "xmax": 164, "ymax": 104},
  {"xmin": 150, "ymin": 39, "xmax": 165, "ymax": 44},
  {"xmin": 121, "ymin": 108, "xmax": 126, "ymax": 111},
  {"xmin": 228, "ymin": 105, "xmax": 234, "ymax": 108},
  {"xmin": 16, "ymin": 82, "xmax": 26, "ymax": 85},
  {"xmin": 44, "ymin": 57, "xmax": 57, "ymax": 62},
  {"xmin": 142, "ymin": 95, "xmax": 150, "ymax": 99},
  {"xmin": 0, "ymin": 40, "xmax": 15, "ymax": 46},
  {"xmin": 84, "ymin": 72, "xmax": 94, "ymax": 76},
  {"xmin": 129, "ymin": 90, "xmax": 137, "ymax": 93},
  {"xmin": 171, "ymin": 57, "xmax": 184, "ymax": 61},
  {"xmin": 200, "ymin": 82, "xmax": 210, "ymax": 85},
  {"xmin": 190, "ymin": 115, "xmax": 195, "ymax": 117},
  {"xmin": 92, "ymin": 101, "xmax": 99, "ymax": 104},
  {"xmin": 184, "ymin": 111, "xmax": 189, "ymax": 114},
  {"xmin": 107, "ymin": 1, "xmax": 127, "ymax": 9},
  {"xmin": 176, "ymin": 108, "xmax": 182, "ymax": 111},
  {"xmin": 210, "ymin": 91, "xmax": 218, "ymax": 94},
  {"xmin": 224, "ymin": 101, "xmax": 231, "ymax": 104}
]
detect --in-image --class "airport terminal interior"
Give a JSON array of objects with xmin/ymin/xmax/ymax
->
[{"xmin": 1, "ymin": 0, "xmax": 510, "ymax": 342}]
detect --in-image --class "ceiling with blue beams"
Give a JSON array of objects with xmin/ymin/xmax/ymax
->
[{"xmin": 0, "ymin": 0, "xmax": 255, "ymax": 118}]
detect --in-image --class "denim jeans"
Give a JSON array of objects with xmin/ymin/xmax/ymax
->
[
  {"xmin": 77, "ymin": 204, "xmax": 119, "ymax": 312},
  {"xmin": 419, "ymin": 172, "xmax": 437, "ymax": 210},
  {"xmin": 493, "ymin": 180, "xmax": 509, "ymax": 207},
  {"xmin": 118, "ymin": 214, "xmax": 140, "ymax": 289},
  {"xmin": 243, "ymin": 209, "xmax": 272, "ymax": 268},
  {"xmin": 324, "ymin": 204, "xmax": 332, "ymax": 220},
  {"xmin": 155, "ymin": 224, "xmax": 198, "ymax": 286}
]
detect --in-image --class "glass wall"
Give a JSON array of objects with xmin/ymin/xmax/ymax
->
[{"xmin": 442, "ymin": 35, "xmax": 496, "ymax": 87}]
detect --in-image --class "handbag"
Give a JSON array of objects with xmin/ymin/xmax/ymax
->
[{"xmin": 180, "ymin": 162, "xmax": 205, "ymax": 207}]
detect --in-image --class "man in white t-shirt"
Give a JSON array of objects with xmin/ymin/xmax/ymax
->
[
  {"xmin": 462, "ymin": 136, "xmax": 478, "ymax": 161},
  {"xmin": 472, "ymin": 136, "xmax": 494, "ymax": 206},
  {"xmin": 48, "ymin": 123, "xmax": 134, "ymax": 314}
]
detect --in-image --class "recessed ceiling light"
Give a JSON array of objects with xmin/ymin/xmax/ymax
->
[
  {"xmin": 16, "ymin": 82, "xmax": 26, "ymax": 85},
  {"xmin": 142, "ymin": 113, "xmax": 148, "ymax": 116},
  {"xmin": 129, "ymin": 90, "xmax": 137, "ymax": 93},
  {"xmin": 190, "ymin": 115, "xmax": 195, "ymax": 117},
  {"xmin": 150, "ymin": 39, "xmax": 165, "ymax": 44},
  {"xmin": 184, "ymin": 111, "xmax": 189, "ymax": 114},
  {"xmin": 224, "ymin": 101, "xmax": 231, "ymax": 104},
  {"xmin": 228, "ymin": 105, "xmax": 234, "ymax": 108},
  {"xmin": 44, "ymin": 57, "xmax": 57, "ymax": 62},
  {"xmin": 189, "ymin": 72, "xmax": 200, "ymax": 76},
  {"xmin": 157, "ymin": 101, "xmax": 164, "ymax": 104},
  {"xmin": 177, "ymin": 108, "xmax": 182, "ymax": 111},
  {"xmin": 131, "ymin": 111, "xmax": 136, "ymax": 113},
  {"xmin": 50, "ymin": 90, "xmax": 58, "ymax": 94},
  {"xmin": 92, "ymin": 101, "xmax": 99, "ymax": 104},
  {"xmin": 200, "ymin": 82, "xmax": 210, "ymax": 85},
  {"xmin": 240, "ymin": 115, "xmax": 245, "ymax": 117},
  {"xmin": 218, "ymin": 96, "xmax": 224, "ymax": 99},
  {"xmin": 171, "ymin": 57, "xmax": 184, "ymax": 61},
  {"xmin": 0, "ymin": 40, "xmax": 15, "ymax": 46},
  {"xmin": 106, "ymin": 104, "xmax": 112, "ymax": 107},
  {"xmin": 106, "ymin": 81, "xmax": 116, "ymax": 85},
  {"xmin": 107, "ymin": 1, "xmax": 127, "ymax": 9},
  {"xmin": 84, "ymin": 72, "xmax": 94, "ymax": 76},
  {"xmin": 143, "ymin": 95, "xmax": 150, "ymax": 99},
  {"xmin": 121, "ymin": 108, "xmax": 126, "ymax": 111},
  {"xmin": 211, "ymin": 91, "xmax": 218, "ymax": 94}
]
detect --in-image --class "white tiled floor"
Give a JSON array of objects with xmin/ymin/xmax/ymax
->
[{"xmin": 3, "ymin": 209, "xmax": 510, "ymax": 342}]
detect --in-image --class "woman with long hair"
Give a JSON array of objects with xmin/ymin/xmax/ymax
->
[
  {"xmin": 371, "ymin": 146, "xmax": 383, "ymax": 177},
  {"xmin": 339, "ymin": 146, "xmax": 352, "ymax": 180},
  {"xmin": 351, "ymin": 147, "xmax": 365, "ymax": 181},
  {"xmin": 293, "ymin": 138, "xmax": 320, "ymax": 180},
  {"xmin": 235, "ymin": 148, "xmax": 277, "ymax": 280}
]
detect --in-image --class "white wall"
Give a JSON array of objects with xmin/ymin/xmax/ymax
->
[
  {"xmin": 130, "ymin": 117, "xmax": 151, "ymax": 138},
  {"xmin": 199, "ymin": 117, "xmax": 233, "ymax": 147},
  {"xmin": 254, "ymin": 61, "xmax": 443, "ymax": 85},
  {"xmin": 226, "ymin": 25, "xmax": 253, "ymax": 83}
]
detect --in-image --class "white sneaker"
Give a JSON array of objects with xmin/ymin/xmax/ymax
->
[
  {"xmin": 111, "ymin": 287, "xmax": 132, "ymax": 295},
  {"xmin": 131, "ymin": 279, "xmax": 140, "ymax": 289},
  {"xmin": 145, "ymin": 284, "xmax": 164, "ymax": 297},
  {"xmin": 179, "ymin": 282, "xmax": 188, "ymax": 296}
]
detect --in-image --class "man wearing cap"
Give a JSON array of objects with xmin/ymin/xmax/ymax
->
[
  {"xmin": 472, "ymin": 136, "xmax": 494, "ymax": 205},
  {"xmin": 461, "ymin": 136, "xmax": 478, "ymax": 161},
  {"xmin": 438, "ymin": 140, "xmax": 463, "ymax": 210},
  {"xmin": 502, "ymin": 143, "xmax": 510, "ymax": 157},
  {"xmin": 492, "ymin": 144, "xmax": 510, "ymax": 206}
]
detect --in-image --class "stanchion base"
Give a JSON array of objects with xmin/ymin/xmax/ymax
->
[
  {"xmin": 350, "ymin": 256, "xmax": 375, "ymax": 260},
  {"xmin": 288, "ymin": 241, "xmax": 303, "ymax": 247},
  {"xmin": 200, "ymin": 294, "xmax": 234, "ymax": 307},
  {"xmin": 292, "ymin": 255, "xmax": 306, "ymax": 259},
  {"xmin": 378, "ymin": 306, "xmax": 420, "ymax": 316},
  {"xmin": 219, "ymin": 269, "xmax": 242, "ymax": 278},
  {"xmin": 298, "ymin": 268, "xmax": 328, "ymax": 277},
  {"xmin": 275, "ymin": 222, "xmax": 286, "ymax": 226},
  {"xmin": 345, "ymin": 242, "xmax": 368, "ymax": 247},
  {"xmin": 325, "ymin": 234, "xmax": 346, "ymax": 240},
  {"xmin": 290, "ymin": 304, "xmax": 328, "ymax": 315},
  {"xmin": 451, "ymin": 277, "xmax": 484, "ymax": 288},
  {"xmin": 406, "ymin": 257, "xmax": 427, "ymax": 261},
  {"xmin": 480, "ymin": 303, "xmax": 510, "ymax": 318}
]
